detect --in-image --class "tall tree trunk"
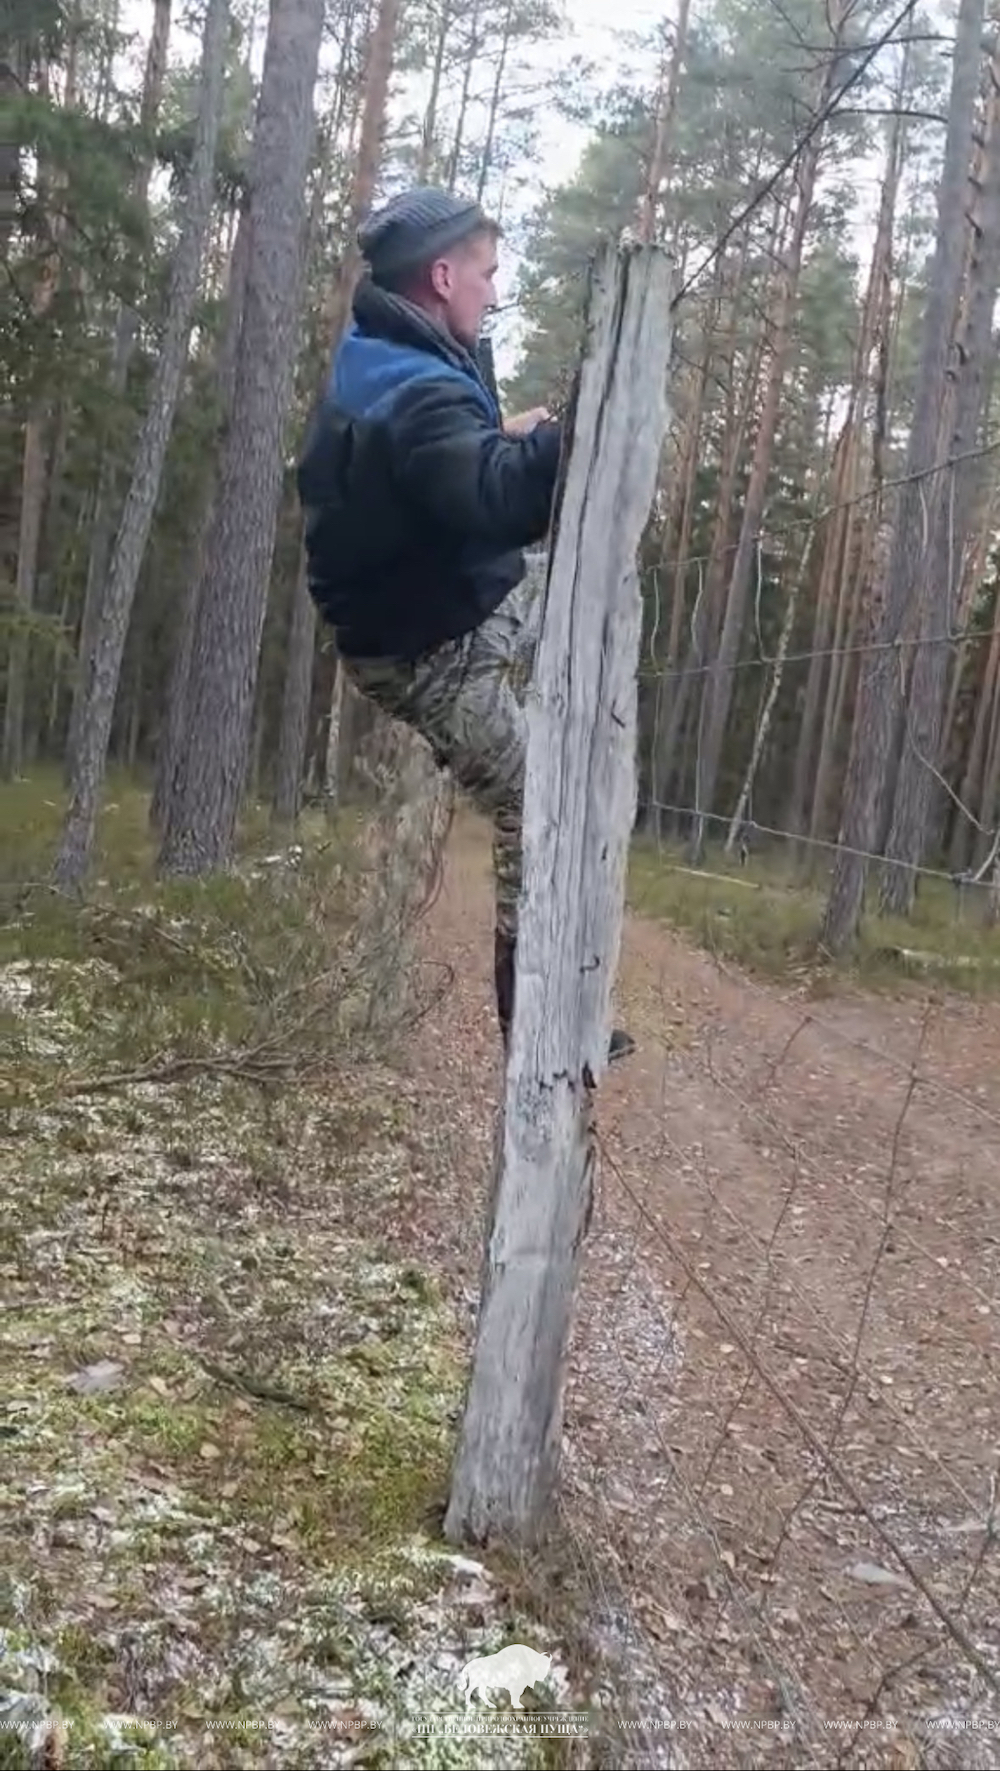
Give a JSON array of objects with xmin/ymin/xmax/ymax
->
[
  {"xmin": 3, "ymin": 34, "xmax": 76, "ymax": 780},
  {"xmin": 0, "ymin": 38, "xmax": 24, "ymax": 253},
  {"xmin": 977, "ymin": 672, "xmax": 1000, "ymax": 864},
  {"xmin": 810, "ymin": 186, "xmax": 902, "ymax": 854},
  {"xmin": 321, "ymin": 656, "xmax": 346, "ymax": 803},
  {"xmin": 725, "ymin": 525, "xmax": 816, "ymax": 852},
  {"xmin": 935, "ymin": 474, "xmax": 1000, "ymax": 865},
  {"xmin": 316, "ymin": 0, "xmax": 401, "ymax": 801},
  {"xmin": 93, "ymin": 0, "xmax": 121, "ymax": 121},
  {"xmin": 157, "ymin": 0, "xmax": 325, "ymax": 877},
  {"xmin": 637, "ymin": 0, "xmax": 691, "ymax": 241},
  {"xmin": 417, "ymin": 0, "xmax": 451, "ymax": 181},
  {"xmin": 4, "ymin": 417, "xmax": 49, "ymax": 780},
  {"xmin": 273, "ymin": 542, "xmax": 316, "ymax": 822},
  {"xmin": 653, "ymin": 209, "xmax": 769, "ymax": 814},
  {"xmin": 689, "ymin": 90, "xmax": 833, "ymax": 862},
  {"xmin": 879, "ymin": 28, "xmax": 1000, "ymax": 910},
  {"xmin": 788, "ymin": 58, "xmax": 909, "ymax": 841},
  {"xmin": 444, "ymin": 0, "xmax": 480, "ymax": 192},
  {"xmin": 321, "ymin": 0, "xmax": 400, "ymax": 343},
  {"xmin": 149, "ymin": 201, "xmax": 251, "ymax": 831},
  {"xmin": 475, "ymin": 0, "xmax": 515, "ymax": 205},
  {"xmin": 23, "ymin": 393, "xmax": 71, "ymax": 766},
  {"xmin": 822, "ymin": 0, "xmax": 986, "ymax": 950},
  {"xmin": 648, "ymin": 252, "xmax": 724, "ymax": 836},
  {"xmin": 952, "ymin": 609, "xmax": 1000, "ymax": 870},
  {"xmin": 52, "ymin": 0, "xmax": 228, "ymax": 889},
  {"xmin": 65, "ymin": 0, "xmax": 173, "ymax": 782},
  {"xmin": 268, "ymin": 91, "xmax": 347, "ymax": 831}
]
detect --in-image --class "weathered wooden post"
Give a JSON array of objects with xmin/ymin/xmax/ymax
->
[{"xmin": 443, "ymin": 241, "xmax": 673, "ymax": 1545}]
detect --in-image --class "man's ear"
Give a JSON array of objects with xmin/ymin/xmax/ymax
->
[{"xmin": 428, "ymin": 256, "xmax": 452, "ymax": 300}]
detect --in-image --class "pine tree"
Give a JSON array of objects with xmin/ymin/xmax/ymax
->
[
  {"xmin": 52, "ymin": 0, "xmax": 229, "ymax": 888},
  {"xmin": 157, "ymin": 0, "xmax": 326, "ymax": 875}
]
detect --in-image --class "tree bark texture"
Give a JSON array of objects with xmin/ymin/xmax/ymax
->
[
  {"xmin": 444, "ymin": 243, "xmax": 672, "ymax": 1546},
  {"xmin": 64, "ymin": 0, "xmax": 173, "ymax": 781},
  {"xmin": 822, "ymin": 0, "xmax": 986, "ymax": 950},
  {"xmin": 157, "ymin": 0, "xmax": 325, "ymax": 876},
  {"xmin": 52, "ymin": 0, "xmax": 227, "ymax": 887},
  {"xmin": 879, "ymin": 24, "xmax": 1000, "ymax": 911}
]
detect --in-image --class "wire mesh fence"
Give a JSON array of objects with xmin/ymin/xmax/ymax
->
[
  {"xmin": 539, "ymin": 477, "xmax": 1000, "ymax": 1765},
  {"xmin": 559, "ymin": 932, "xmax": 1000, "ymax": 1764}
]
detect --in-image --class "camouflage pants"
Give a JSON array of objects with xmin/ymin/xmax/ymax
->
[{"xmin": 342, "ymin": 579, "xmax": 542, "ymax": 946}]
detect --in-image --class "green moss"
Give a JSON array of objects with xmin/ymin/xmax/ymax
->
[
  {"xmin": 0, "ymin": 1719, "xmax": 180, "ymax": 1771},
  {"xmin": 0, "ymin": 1628, "xmax": 178, "ymax": 1771},
  {"xmin": 0, "ymin": 774, "xmax": 590, "ymax": 1770},
  {"xmin": 54, "ymin": 1627, "xmax": 115, "ymax": 1687},
  {"xmin": 119, "ymin": 1397, "xmax": 217, "ymax": 1458},
  {"xmin": 0, "ymin": 774, "xmax": 362, "ymax": 1096}
]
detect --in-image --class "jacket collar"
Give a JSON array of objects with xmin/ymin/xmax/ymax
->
[{"xmin": 351, "ymin": 278, "xmax": 500, "ymax": 418}]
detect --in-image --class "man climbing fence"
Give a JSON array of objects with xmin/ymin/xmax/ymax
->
[{"xmin": 297, "ymin": 185, "xmax": 634, "ymax": 1062}]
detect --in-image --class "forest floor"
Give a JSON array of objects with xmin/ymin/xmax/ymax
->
[
  {"xmin": 396, "ymin": 812, "xmax": 1000, "ymax": 1771},
  {"xmin": 2, "ymin": 782, "xmax": 1000, "ymax": 1771}
]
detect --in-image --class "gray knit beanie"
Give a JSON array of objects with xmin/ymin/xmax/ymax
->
[{"xmin": 358, "ymin": 187, "xmax": 495, "ymax": 283}]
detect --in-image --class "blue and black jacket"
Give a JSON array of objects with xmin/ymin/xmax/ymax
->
[{"xmin": 296, "ymin": 279, "xmax": 562, "ymax": 661}]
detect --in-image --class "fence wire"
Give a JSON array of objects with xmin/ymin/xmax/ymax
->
[
  {"xmin": 559, "ymin": 887, "xmax": 1000, "ymax": 1766},
  {"xmin": 535, "ymin": 448, "xmax": 1000, "ymax": 1768}
]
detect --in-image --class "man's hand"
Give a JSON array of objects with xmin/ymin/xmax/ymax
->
[{"xmin": 503, "ymin": 406, "xmax": 551, "ymax": 438}]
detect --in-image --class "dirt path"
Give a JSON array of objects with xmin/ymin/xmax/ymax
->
[{"xmin": 392, "ymin": 812, "xmax": 1000, "ymax": 1769}]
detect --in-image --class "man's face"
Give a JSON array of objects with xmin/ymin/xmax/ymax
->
[{"xmin": 430, "ymin": 232, "xmax": 498, "ymax": 348}]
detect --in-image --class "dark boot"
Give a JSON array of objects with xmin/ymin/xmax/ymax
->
[
  {"xmin": 495, "ymin": 931, "xmax": 635, "ymax": 1064},
  {"xmin": 494, "ymin": 930, "xmax": 516, "ymax": 1049},
  {"xmin": 609, "ymin": 1028, "xmax": 636, "ymax": 1063}
]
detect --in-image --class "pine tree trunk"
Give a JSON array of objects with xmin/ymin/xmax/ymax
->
[
  {"xmin": 725, "ymin": 525, "xmax": 815, "ymax": 851},
  {"xmin": 0, "ymin": 41, "xmax": 24, "ymax": 253},
  {"xmin": 689, "ymin": 111, "xmax": 829, "ymax": 862},
  {"xmin": 648, "ymin": 339, "xmax": 710, "ymax": 838},
  {"xmin": 789, "ymin": 65, "xmax": 909, "ymax": 842},
  {"xmin": 3, "ymin": 416, "xmax": 49, "ymax": 779},
  {"xmin": 266, "ymin": 66, "xmax": 356, "ymax": 832},
  {"xmin": 320, "ymin": 0, "xmax": 400, "ymax": 343},
  {"xmin": 647, "ymin": 250, "xmax": 725, "ymax": 834},
  {"xmin": 65, "ymin": 0, "xmax": 173, "ymax": 782},
  {"xmin": 273, "ymin": 543, "xmax": 316, "ymax": 822},
  {"xmin": 879, "ymin": 26, "xmax": 1000, "ymax": 910},
  {"xmin": 157, "ymin": 0, "xmax": 325, "ymax": 877},
  {"xmin": 315, "ymin": 0, "xmax": 401, "ymax": 808},
  {"xmin": 822, "ymin": 0, "xmax": 986, "ymax": 951},
  {"xmin": 653, "ymin": 219, "xmax": 767, "ymax": 814},
  {"xmin": 933, "ymin": 474, "xmax": 1000, "ymax": 867},
  {"xmin": 810, "ymin": 502, "xmax": 877, "ymax": 847},
  {"xmin": 149, "ymin": 201, "xmax": 251, "ymax": 832},
  {"xmin": 323, "ymin": 655, "xmax": 346, "ymax": 805},
  {"xmin": 29, "ymin": 391, "xmax": 71, "ymax": 758},
  {"xmin": 637, "ymin": 0, "xmax": 690, "ymax": 240},
  {"xmin": 810, "ymin": 191, "xmax": 902, "ymax": 856},
  {"xmin": 52, "ymin": 0, "xmax": 228, "ymax": 889},
  {"xmin": 3, "ymin": 40, "xmax": 73, "ymax": 780},
  {"xmin": 417, "ymin": 0, "xmax": 451, "ymax": 180},
  {"xmin": 445, "ymin": 0, "xmax": 480, "ymax": 191},
  {"xmin": 475, "ymin": 0, "xmax": 514, "ymax": 204},
  {"xmin": 786, "ymin": 429, "xmax": 848, "ymax": 839},
  {"xmin": 978, "ymin": 685, "xmax": 1000, "ymax": 857},
  {"xmin": 952, "ymin": 612, "xmax": 1000, "ymax": 871}
]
